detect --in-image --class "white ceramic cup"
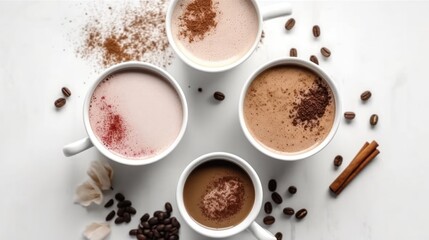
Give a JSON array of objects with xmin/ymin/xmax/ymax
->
[
  {"xmin": 166, "ymin": 0, "xmax": 292, "ymax": 72},
  {"xmin": 176, "ymin": 152, "xmax": 276, "ymax": 240},
  {"xmin": 63, "ymin": 61, "xmax": 188, "ymax": 166},
  {"xmin": 239, "ymin": 58, "xmax": 342, "ymax": 161}
]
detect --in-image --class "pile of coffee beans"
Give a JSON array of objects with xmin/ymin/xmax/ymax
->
[
  {"xmin": 343, "ymin": 90, "xmax": 379, "ymax": 127},
  {"xmin": 129, "ymin": 202, "xmax": 181, "ymax": 240},
  {"xmin": 263, "ymin": 179, "xmax": 308, "ymax": 239},
  {"xmin": 104, "ymin": 193, "xmax": 137, "ymax": 224}
]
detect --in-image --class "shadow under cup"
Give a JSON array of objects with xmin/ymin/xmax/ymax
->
[
  {"xmin": 83, "ymin": 62, "xmax": 188, "ymax": 166},
  {"xmin": 239, "ymin": 58, "xmax": 342, "ymax": 161},
  {"xmin": 177, "ymin": 153, "xmax": 263, "ymax": 238}
]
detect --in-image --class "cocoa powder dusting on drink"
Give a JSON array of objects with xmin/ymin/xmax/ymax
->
[
  {"xmin": 95, "ymin": 96, "xmax": 127, "ymax": 147},
  {"xmin": 75, "ymin": 1, "xmax": 172, "ymax": 68},
  {"xmin": 179, "ymin": 0, "xmax": 218, "ymax": 43},
  {"xmin": 290, "ymin": 77, "xmax": 333, "ymax": 131},
  {"xmin": 200, "ymin": 176, "xmax": 245, "ymax": 221}
]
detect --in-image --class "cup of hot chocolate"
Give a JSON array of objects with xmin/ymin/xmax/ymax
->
[
  {"xmin": 239, "ymin": 58, "xmax": 342, "ymax": 161},
  {"xmin": 166, "ymin": 0, "xmax": 292, "ymax": 72},
  {"xmin": 63, "ymin": 61, "xmax": 188, "ymax": 166},
  {"xmin": 177, "ymin": 152, "xmax": 275, "ymax": 240}
]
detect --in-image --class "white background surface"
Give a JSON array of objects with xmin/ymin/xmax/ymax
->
[{"xmin": 1, "ymin": 1, "xmax": 428, "ymax": 239}]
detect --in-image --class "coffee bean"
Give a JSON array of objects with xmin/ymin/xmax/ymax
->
[
  {"xmin": 115, "ymin": 217, "xmax": 125, "ymax": 224},
  {"xmin": 115, "ymin": 193, "xmax": 125, "ymax": 201},
  {"xmin": 271, "ymin": 192, "xmax": 283, "ymax": 204},
  {"xmin": 148, "ymin": 217, "xmax": 159, "ymax": 226},
  {"xmin": 142, "ymin": 222, "xmax": 150, "ymax": 229},
  {"xmin": 163, "ymin": 218, "xmax": 172, "ymax": 224},
  {"xmin": 288, "ymin": 186, "xmax": 297, "ymax": 194},
  {"xmin": 171, "ymin": 217, "xmax": 181, "ymax": 228},
  {"xmin": 106, "ymin": 210, "xmax": 115, "ymax": 221},
  {"xmin": 158, "ymin": 212, "xmax": 167, "ymax": 221},
  {"xmin": 154, "ymin": 210, "xmax": 163, "ymax": 217},
  {"xmin": 263, "ymin": 216, "xmax": 275, "ymax": 225},
  {"xmin": 144, "ymin": 231, "xmax": 153, "ymax": 238},
  {"xmin": 165, "ymin": 202, "xmax": 173, "ymax": 213},
  {"xmin": 268, "ymin": 179, "xmax": 277, "ymax": 192},
  {"xmin": 321, "ymin": 47, "xmax": 331, "ymax": 57},
  {"xmin": 61, "ymin": 87, "xmax": 72, "ymax": 97},
  {"xmin": 104, "ymin": 198, "xmax": 114, "ymax": 208},
  {"xmin": 156, "ymin": 224, "xmax": 165, "ymax": 232},
  {"xmin": 129, "ymin": 229, "xmax": 138, "ymax": 236},
  {"xmin": 213, "ymin": 91, "xmax": 225, "ymax": 101},
  {"xmin": 264, "ymin": 201, "xmax": 273, "ymax": 214},
  {"xmin": 124, "ymin": 212, "xmax": 131, "ymax": 223},
  {"xmin": 275, "ymin": 232, "xmax": 283, "ymax": 240},
  {"xmin": 117, "ymin": 208, "xmax": 125, "ymax": 217},
  {"xmin": 140, "ymin": 213, "xmax": 150, "ymax": 222},
  {"xmin": 312, "ymin": 25, "xmax": 321, "ymax": 37},
  {"xmin": 285, "ymin": 18, "xmax": 295, "ymax": 30},
  {"xmin": 283, "ymin": 207, "xmax": 295, "ymax": 216},
  {"xmin": 137, "ymin": 234, "xmax": 147, "ymax": 240},
  {"xmin": 126, "ymin": 206, "xmax": 137, "ymax": 215},
  {"xmin": 54, "ymin": 98, "xmax": 66, "ymax": 108},
  {"xmin": 143, "ymin": 229, "xmax": 151, "ymax": 235},
  {"xmin": 370, "ymin": 114, "xmax": 378, "ymax": 126},
  {"xmin": 295, "ymin": 208, "xmax": 308, "ymax": 219},
  {"xmin": 118, "ymin": 200, "xmax": 132, "ymax": 208},
  {"xmin": 310, "ymin": 55, "xmax": 319, "ymax": 65},
  {"xmin": 153, "ymin": 229, "xmax": 161, "ymax": 238},
  {"xmin": 344, "ymin": 111, "xmax": 356, "ymax": 120},
  {"xmin": 361, "ymin": 90, "xmax": 372, "ymax": 101},
  {"xmin": 170, "ymin": 227, "xmax": 179, "ymax": 234},
  {"xmin": 169, "ymin": 235, "xmax": 178, "ymax": 240},
  {"xmin": 165, "ymin": 224, "xmax": 173, "ymax": 232},
  {"xmin": 334, "ymin": 155, "xmax": 343, "ymax": 167},
  {"xmin": 290, "ymin": 48, "xmax": 297, "ymax": 57}
]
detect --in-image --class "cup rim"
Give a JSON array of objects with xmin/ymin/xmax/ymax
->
[
  {"xmin": 165, "ymin": 0, "xmax": 263, "ymax": 72},
  {"xmin": 238, "ymin": 57, "xmax": 342, "ymax": 161},
  {"xmin": 176, "ymin": 152, "xmax": 263, "ymax": 238},
  {"xmin": 83, "ymin": 61, "xmax": 188, "ymax": 166}
]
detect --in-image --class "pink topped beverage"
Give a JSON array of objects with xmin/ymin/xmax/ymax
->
[{"xmin": 89, "ymin": 70, "xmax": 183, "ymax": 160}]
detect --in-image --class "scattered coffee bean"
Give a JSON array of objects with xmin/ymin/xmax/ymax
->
[
  {"xmin": 344, "ymin": 111, "xmax": 356, "ymax": 120},
  {"xmin": 104, "ymin": 198, "xmax": 114, "ymax": 208},
  {"xmin": 321, "ymin": 47, "xmax": 331, "ymax": 57},
  {"xmin": 115, "ymin": 217, "xmax": 125, "ymax": 224},
  {"xmin": 137, "ymin": 234, "xmax": 147, "ymax": 240},
  {"xmin": 115, "ymin": 193, "xmax": 125, "ymax": 201},
  {"xmin": 264, "ymin": 201, "xmax": 273, "ymax": 214},
  {"xmin": 361, "ymin": 90, "xmax": 372, "ymax": 101},
  {"xmin": 165, "ymin": 202, "xmax": 173, "ymax": 213},
  {"xmin": 290, "ymin": 48, "xmax": 297, "ymax": 57},
  {"xmin": 275, "ymin": 232, "xmax": 283, "ymax": 240},
  {"xmin": 312, "ymin": 25, "xmax": 321, "ymax": 37},
  {"xmin": 268, "ymin": 179, "xmax": 277, "ymax": 192},
  {"xmin": 54, "ymin": 98, "xmax": 66, "ymax": 108},
  {"xmin": 117, "ymin": 208, "xmax": 125, "ymax": 217},
  {"xmin": 295, "ymin": 208, "xmax": 308, "ymax": 219},
  {"xmin": 285, "ymin": 18, "xmax": 296, "ymax": 30},
  {"xmin": 310, "ymin": 55, "xmax": 319, "ymax": 65},
  {"xmin": 106, "ymin": 210, "xmax": 116, "ymax": 221},
  {"xmin": 370, "ymin": 114, "xmax": 378, "ymax": 126},
  {"xmin": 126, "ymin": 206, "xmax": 137, "ymax": 215},
  {"xmin": 271, "ymin": 192, "xmax": 283, "ymax": 204},
  {"xmin": 140, "ymin": 213, "xmax": 150, "ymax": 222},
  {"xmin": 288, "ymin": 186, "xmax": 297, "ymax": 194},
  {"xmin": 118, "ymin": 200, "xmax": 132, "ymax": 208},
  {"xmin": 263, "ymin": 216, "xmax": 275, "ymax": 225},
  {"xmin": 334, "ymin": 155, "xmax": 343, "ymax": 167},
  {"xmin": 283, "ymin": 207, "xmax": 295, "ymax": 216},
  {"xmin": 213, "ymin": 91, "xmax": 225, "ymax": 101},
  {"xmin": 129, "ymin": 229, "xmax": 138, "ymax": 236},
  {"xmin": 61, "ymin": 87, "xmax": 72, "ymax": 97}
]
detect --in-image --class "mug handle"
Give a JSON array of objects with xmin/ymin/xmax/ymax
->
[
  {"xmin": 261, "ymin": 3, "xmax": 292, "ymax": 21},
  {"xmin": 247, "ymin": 221, "xmax": 276, "ymax": 240},
  {"xmin": 63, "ymin": 137, "xmax": 94, "ymax": 157}
]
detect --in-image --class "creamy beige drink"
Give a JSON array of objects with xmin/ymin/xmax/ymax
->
[
  {"xmin": 171, "ymin": 0, "xmax": 259, "ymax": 68},
  {"xmin": 244, "ymin": 65, "xmax": 336, "ymax": 154}
]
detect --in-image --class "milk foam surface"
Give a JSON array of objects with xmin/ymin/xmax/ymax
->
[
  {"xmin": 172, "ymin": 0, "xmax": 259, "ymax": 68},
  {"xmin": 89, "ymin": 70, "xmax": 183, "ymax": 159}
]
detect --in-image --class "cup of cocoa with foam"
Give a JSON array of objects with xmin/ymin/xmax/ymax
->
[
  {"xmin": 177, "ymin": 152, "xmax": 276, "ymax": 240},
  {"xmin": 166, "ymin": 0, "xmax": 292, "ymax": 72},
  {"xmin": 239, "ymin": 58, "xmax": 342, "ymax": 161},
  {"xmin": 63, "ymin": 61, "xmax": 188, "ymax": 166}
]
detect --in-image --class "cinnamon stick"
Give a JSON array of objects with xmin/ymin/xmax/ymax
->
[{"xmin": 329, "ymin": 140, "xmax": 379, "ymax": 194}]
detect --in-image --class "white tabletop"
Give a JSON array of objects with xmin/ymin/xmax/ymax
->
[{"xmin": 1, "ymin": 1, "xmax": 428, "ymax": 239}]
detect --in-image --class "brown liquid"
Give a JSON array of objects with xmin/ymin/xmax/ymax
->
[
  {"xmin": 244, "ymin": 65, "xmax": 335, "ymax": 154},
  {"xmin": 183, "ymin": 160, "xmax": 255, "ymax": 229}
]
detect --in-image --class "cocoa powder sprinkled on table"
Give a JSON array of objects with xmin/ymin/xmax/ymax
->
[
  {"xmin": 178, "ymin": 0, "xmax": 218, "ymax": 43},
  {"xmin": 76, "ymin": 1, "xmax": 172, "ymax": 68}
]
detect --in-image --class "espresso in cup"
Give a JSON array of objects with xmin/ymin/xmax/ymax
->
[
  {"xmin": 171, "ymin": 0, "xmax": 259, "ymax": 68},
  {"xmin": 89, "ymin": 70, "xmax": 183, "ymax": 159},
  {"xmin": 243, "ymin": 65, "xmax": 336, "ymax": 155},
  {"xmin": 183, "ymin": 159, "xmax": 255, "ymax": 229}
]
